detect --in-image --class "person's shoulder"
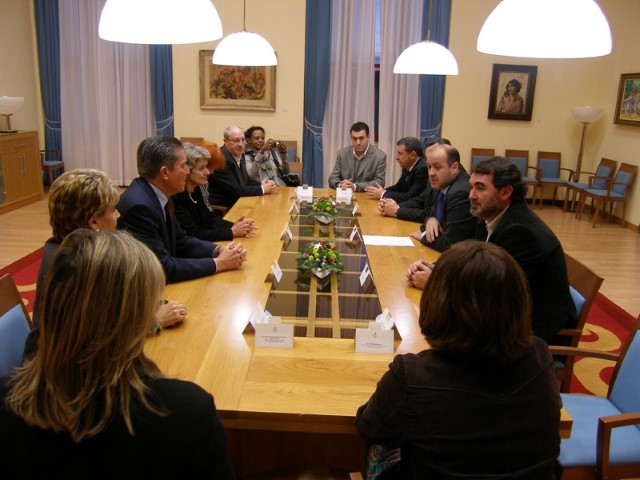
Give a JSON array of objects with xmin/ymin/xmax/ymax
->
[{"xmin": 148, "ymin": 378, "xmax": 214, "ymax": 409}]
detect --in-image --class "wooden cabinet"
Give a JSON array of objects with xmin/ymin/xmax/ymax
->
[{"xmin": 0, "ymin": 131, "xmax": 43, "ymax": 214}]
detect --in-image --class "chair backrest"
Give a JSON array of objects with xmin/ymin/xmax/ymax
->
[
  {"xmin": 180, "ymin": 136, "xmax": 205, "ymax": 144},
  {"xmin": 565, "ymin": 253, "xmax": 603, "ymax": 340},
  {"xmin": 0, "ymin": 274, "xmax": 32, "ymax": 377},
  {"xmin": 285, "ymin": 140, "xmax": 299, "ymax": 162},
  {"xmin": 610, "ymin": 162, "xmax": 637, "ymax": 197},
  {"xmin": 470, "ymin": 148, "xmax": 495, "ymax": 170},
  {"xmin": 537, "ymin": 151, "xmax": 562, "ymax": 178},
  {"xmin": 505, "ymin": 149, "xmax": 530, "ymax": 177},
  {"xmin": 592, "ymin": 157, "xmax": 617, "ymax": 189},
  {"xmin": 609, "ymin": 316, "xmax": 640, "ymax": 416}
]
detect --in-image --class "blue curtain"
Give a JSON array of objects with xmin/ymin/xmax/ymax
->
[
  {"xmin": 419, "ymin": 0, "xmax": 452, "ymax": 147},
  {"xmin": 302, "ymin": 0, "xmax": 331, "ymax": 187},
  {"xmin": 150, "ymin": 45, "xmax": 174, "ymax": 136},
  {"xmin": 33, "ymin": 0, "xmax": 62, "ymax": 161}
]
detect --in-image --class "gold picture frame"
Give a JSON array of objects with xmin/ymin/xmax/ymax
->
[
  {"xmin": 487, "ymin": 64, "xmax": 537, "ymax": 121},
  {"xmin": 614, "ymin": 72, "xmax": 640, "ymax": 126},
  {"xmin": 199, "ymin": 50, "xmax": 276, "ymax": 111}
]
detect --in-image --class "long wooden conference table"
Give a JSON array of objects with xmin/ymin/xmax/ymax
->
[{"xmin": 144, "ymin": 188, "xmax": 571, "ymax": 477}]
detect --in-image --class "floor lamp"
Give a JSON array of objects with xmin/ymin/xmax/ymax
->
[{"xmin": 569, "ymin": 106, "xmax": 603, "ymax": 210}]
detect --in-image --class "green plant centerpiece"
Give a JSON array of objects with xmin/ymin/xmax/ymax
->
[
  {"xmin": 297, "ymin": 239, "xmax": 344, "ymax": 277},
  {"xmin": 308, "ymin": 196, "xmax": 338, "ymax": 224}
]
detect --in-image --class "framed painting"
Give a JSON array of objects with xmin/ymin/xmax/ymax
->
[
  {"xmin": 199, "ymin": 50, "xmax": 276, "ymax": 111},
  {"xmin": 614, "ymin": 73, "xmax": 640, "ymax": 126},
  {"xmin": 487, "ymin": 64, "xmax": 537, "ymax": 121}
]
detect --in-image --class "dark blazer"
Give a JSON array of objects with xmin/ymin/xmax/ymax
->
[
  {"xmin": 116, "ymin": 178, "xmax": 217, "ymax": 284},
  {"xmin": 420, "ymin": 171, "xmax": 476, "ymax": 252},
  {"xmin": 476, "ymin": 200, "xmax": 577, "ymax": 343},
  {"xmin": 208, "ymin": 146, "xmax": 263, "ymax": 209},
  {"xmin": 383, "ymin": 156, "xmax": 428, "ymax": 203},
  {"xmin": 396, "ymin": 182, "xmax": 437, "ymax": 223},
  {"xmin": 173, "ymin": 187, "xmax": 234, "ymax": 242}
]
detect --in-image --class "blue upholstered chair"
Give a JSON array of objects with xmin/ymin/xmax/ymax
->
[
  {"xmin": 40, "ymin": 149, "xmax": 65, "ymax": 187},
  {"xmin": 535, "ymin": 151, "xmax": 574, "ymax": 209},
  {"xmin": 505, "ymin": 149, "xmax": 539, "ymax": 202},
  {"xmin": 576, "ymin": 162, "xmax": 637, "ymax": 228},
  {"xmin": 0, "ymin": 274, "xmax": 32, "ymax": 377},
  {"xmin": 562, "ymin": 158, "xmax": 617, "ymax": 212},
  {"xmin": 470, "ymin": 147, "xmax": 495, "ymax": 170},
  {"xmin": 551, "ymin": 316, "xmax": 640, "ymax": 480}
]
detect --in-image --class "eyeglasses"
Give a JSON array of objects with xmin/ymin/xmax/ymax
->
[{"xmin": 225, "ymin": 137, "xmax": 245, "ymax": 144}]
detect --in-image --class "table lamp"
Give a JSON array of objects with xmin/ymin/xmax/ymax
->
[{"xmin": 0, "ymin": 96, "xmax": 25, "ymax": 133}]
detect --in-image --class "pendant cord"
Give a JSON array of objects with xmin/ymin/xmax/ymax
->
[{"xmin": 426, "ymin": 0, "xmax": 433, "ymax": 41}]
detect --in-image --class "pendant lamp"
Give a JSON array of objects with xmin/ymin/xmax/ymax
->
[
  {"xmin": 99, "ymin": 0, "xmax": 223, "ymax": 45},
  {"xmin": 393, "ymin": 0, "xmax": 458, "ymax": 75},
  {"xmin": 212, "ymin": 0, "xmax": 277, "ymax": 66},
  {"xmin": 477, "ymin": 0, "xmax": 611, "ymax": 58}
]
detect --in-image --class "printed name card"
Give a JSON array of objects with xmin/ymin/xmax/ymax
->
[
  {"xmin": 351, "ymin": 202, "xmax": 359, "ymax": 216},
  {"xmin": 355, "ymin": 322, "xmax": 394, "ymax": 353},
  {"xmin": 271, "ymin": 260, "xmax": 283, "ymax": 284},
  {"xmin": 296, "ymin": 185, "xmax": 313, "ymax": 202},
  {"xmin": 255, "ymin": 320, "xmax": 294, "ymax": 348},
  {"xmin": 288, "ymin": 200, "xmax": 300, "ymax": 215},
  {"xmin": 349, "ymin": 225, "xmax": 360, "ymax": 243},
  {"xmin": 280, "ymin": 223, "xmax": 293, "ymax": 242},
  {"xmin": 359, "ymin": 263, "xmax": 372, "ymax": 287},
  {"xmin": 336, "ymin": 187, "xmax": 353, "ymax": 204}
]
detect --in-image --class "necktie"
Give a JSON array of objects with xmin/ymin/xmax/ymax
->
[{"xmin": 436, "ymin": 191, "xmax": 445, "ymax": 223}]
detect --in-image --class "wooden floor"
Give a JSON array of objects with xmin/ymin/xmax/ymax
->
[{"xmin": 0, "ymin": 196, "xmax": 639, "ymax": 317}]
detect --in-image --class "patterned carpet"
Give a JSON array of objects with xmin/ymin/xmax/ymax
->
[{"xmin": 1, "ymin": 248, "xmax": 636, "ymax": 397}]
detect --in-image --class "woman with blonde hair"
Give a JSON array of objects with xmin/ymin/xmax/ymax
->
[
  {"xmin": 1, "ymin": 229, "xmax": 234, "ymax": 478},
  {"xmin": 356, "ymin": 240, "xmax": 560, "ymax": 479}
]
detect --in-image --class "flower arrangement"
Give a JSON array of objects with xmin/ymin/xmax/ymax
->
[
  {"xmin": 308, "ymin": 196, "xmax": 338, "ymax": 220},
  {"xmin": 296, "ymin": 239, "xmax": 344, "ymax": 274}
]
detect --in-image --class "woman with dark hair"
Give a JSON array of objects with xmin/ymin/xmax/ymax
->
[
  {"xmin": 1, "ymin": 230, "xmax": 234, "ymax": 478},
  {"xmin": 244, "ymin": 125, "xmax": 290, "ymax": 186},
  {"xmin": 497, "ymin": 78, "xmax": 524, "ymax": 114},
  {"xmin": 356, "ymin": 240, "xmax": 560, "ymax": 479}
]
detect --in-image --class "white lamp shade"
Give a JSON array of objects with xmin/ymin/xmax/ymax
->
[
  {"xmin": 393, "ymin": 41, "xmax": 459, "ymax": 75},
  {"xmin": 477, "ymin": 0, "xmax": 612, "ymax": 58},
  {"xmin": 212, "ymin": 31, "xmax": 277, "ymax": 66},
  {"xmin": 0, "ymin": 96, "xmax": 25, "ymax": 115},
  {"xmin": 571, "ymin": 106, "xmax": 604, "ymax": 123},
  {"xmin": 99, "ymin": 0, "xmax": 222, "ymax": 45}
]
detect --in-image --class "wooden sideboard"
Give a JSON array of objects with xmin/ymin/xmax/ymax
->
[{"xmin": 0, "ymin": 131, "xmax": 43, "ymax": 215}]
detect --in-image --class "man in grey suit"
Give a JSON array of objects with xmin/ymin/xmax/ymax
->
[{"xmin": 328, "ymin": 121, "xmax": 386, "ymax": 192}]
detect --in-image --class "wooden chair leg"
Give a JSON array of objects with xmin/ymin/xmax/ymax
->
[
  {"xmin": 591, "ymin": 199, "xmax": 602, "ymax": 227},
  {"xmin": 576, "ymin": 193, "xmax": 586, "ymax": 220}
]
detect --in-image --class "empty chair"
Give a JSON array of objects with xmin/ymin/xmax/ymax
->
[
  {"xmin": 536, "ymin": 151, "xmax": 573, "ymax": 209},
  {"xmin": 0, "ymin": 274, "xmax": 32, "ymax": 377},
  {"xmin": 505, "ymin": 149, "xmax": 539, "ymax": 201},
  {"xmin": 554, "ymin": 253, "xmax": 603, "ymax": 393},
  {"xmin": 551, "ymin": 315, "xmax": 640, "ymax": 480},
  {"xmin": 576, "ymin": 162, "xmax": 637, "ymax": 228},
  {"xmin": 179, "ymin": 136, "xmax": 204, "ymax": 144},
  {"xmin": 562, "ymin": 157, "xmax": 617, "ymax": 212},
  {"xmin": 470, "ymin": 147, "xmax": 495, "ymax": 170},
  {"xmin": 40, "ymin": 149, "xmax": 65, "ymax": 187}
]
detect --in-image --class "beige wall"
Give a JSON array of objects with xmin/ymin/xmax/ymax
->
[
  {"xmin": 443, "ymin": 0, "xmax": 640, "ymax": 225},
  {"xmin": 172, "ymin": 0, "xmax": 306, "ymax": 148}
]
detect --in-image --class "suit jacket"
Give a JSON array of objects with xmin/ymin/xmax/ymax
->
[
  {"xmin": 383, "ymin": 156, "xmax": 428, "ymax": 203},
  {"xmin": 116, "ymin": 178, "xmax": 217, "ymax": 284},
  {"xmin": 420, "ymin": 171, "xmax": 476, "ymax": 252},
  {"xmin": 328, "ymin": 144, "xmax": 387, "ymax": 191},
  {"xmin": 396, "ymin": 183, "xmax": 437, "ymax": 223},
  {"xmin": 208, "ymin": 146, "xmax": 263, "ymax": 209},
  {"xmin": 476, "ymin": 200, "xmax": 577, "ymax": 343},
  {"xmin": 173, "ymin": 187, "xmax": 234, "ymax": 242}
]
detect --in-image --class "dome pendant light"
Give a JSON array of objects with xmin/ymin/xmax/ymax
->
[
  {"xmin": 212, "ymin": 0, "xmax": 277, "ymax": 66},
  {"xmin": 393, "ymin": 0, "xmax": 458, "ymax": 75}
]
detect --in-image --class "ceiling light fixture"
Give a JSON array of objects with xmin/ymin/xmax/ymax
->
[
  {"xmin": 393, "ymin": 0, "xmax": 458, "ymax": 75},
  {"xmin": 99, "ymin": 0, "xmax": 223, "ymax": 45},
  {"xmin": 477, "ymin": 0, "xmax": 612, "ymax": 58},
  {"xmin": 212, "ymin": 0, "xmax": 277, "ymax": 66}
]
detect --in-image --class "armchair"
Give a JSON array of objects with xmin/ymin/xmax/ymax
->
[
  {"xmin": 551, "ymin": 315, "xmax": 640, "ymax": 480},
  {"xmin": 40, "ymin": 149, "xmax": 65, "ymax": 186},
  {"xmin": 535, "ymin": 151, "xmax": 574, "ymax": 209},
  {"xmin": 505, "ymin": 149, "xmax": 539, "ymax": 202},
  {"xmin": 562, "ymin": 158, "xmax": 617, "ymax": 212},
  {"xmin": 470, "ymin": 147, "xmax": 495, "ymax": 170},
  {"xmin": 0, "ymin": 274, "xmax": 32, "ymax": 377}
]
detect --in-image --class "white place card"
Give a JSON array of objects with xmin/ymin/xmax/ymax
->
[
  {"xmin": 248, "ymin": 302, "xmax": 269, "ymax": 330},
  {"xmin": 271, "ymin": 260, "xmax": 283, "ymax": 284},
  {"xmin": 355, "ymin": 325, "xmax": 394, "ymax": 353},
  {"xmin": 360, "ymin": 263, "xmax": 372, "ymax": 287},
  {"xmin": 349, "ymin": 225, "xmax": 360, "ymax": 243},
  {"xmin": 284, "ymin": 224, "xmax": 293, "ymax": 242},
  {"xmin": 255, "ymin": 321, "xmax": 294, "ymax": 348},
  {"xmin": 376, "ymin": 308, "xmax": 394, "ymax": 330},
  {"xmin": 336, "ymin": 187, "xmax": 353, "ymax": 204},
  {"xmin": 351, "ymin": 202, "xmax": 359, "ymax": 216},
  {"xmin": 296, "ymin": 185, "xmax": 313, "ymax": 202},
  {"xmin": 288, "ymin": 200, "xmax": 300, "ymax": 214}
]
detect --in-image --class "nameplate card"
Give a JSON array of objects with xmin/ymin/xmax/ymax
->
[
  {"xmin": 359, "ymin": 263, "xmax": 372, "ymax": 287},
  {"xmin": 288, "ymin": 200, "xmax": 300, "ymax": 215},
  {"xmin": 349, "ymin": 225, "xmax": 360, "ymax": 243},
  {"xmin": 376, "ymin": 308, "xmax": 394, "ymax": 330},
  {"xmin": 271, "ymin": 260, "xmax": 283, "ymax": 284},
  {"xmin": 255, "ymin": 320, "xmax": 294, "ymax": 348},
  {"xmin": 336, "ymin": 187, "xmax": 353, "ymax": 205},
  {"xmin": 279, "ymin": 223, "xmax": 293, "ymax": 243},
  {"xmin": 296, "ymin": 185, "xmax": 313, "ymax": 202},
  {"xmin": 355, "ymin": 322, "xmax": 394, "ymax": 354},
  {"xmin": 351, "ymin": 202, "xmax": 359, "ymax": 216}
]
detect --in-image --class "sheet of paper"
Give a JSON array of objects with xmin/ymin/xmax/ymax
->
[{"xmin": 362, "ymin": 235, "xmax": 415, "ymax": 247}]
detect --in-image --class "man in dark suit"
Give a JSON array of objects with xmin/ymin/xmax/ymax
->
[
  {"xmin": 209, "ymin": 125, "xmax": 276, "ymax": 210},
  {"xmin": 365, "ymin": 136, "xmax": 427, "ymax": 203},
  {"xmin": 469, "ymin": 157, "xmax": 577, "ymax": 342},
  {"xmin": 117, "ymin": 136, "xmax": 246, "ymax": 283},
  {"xmin": 409, "ymin": 144, "xmax": 476, "ymax": 252}
]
